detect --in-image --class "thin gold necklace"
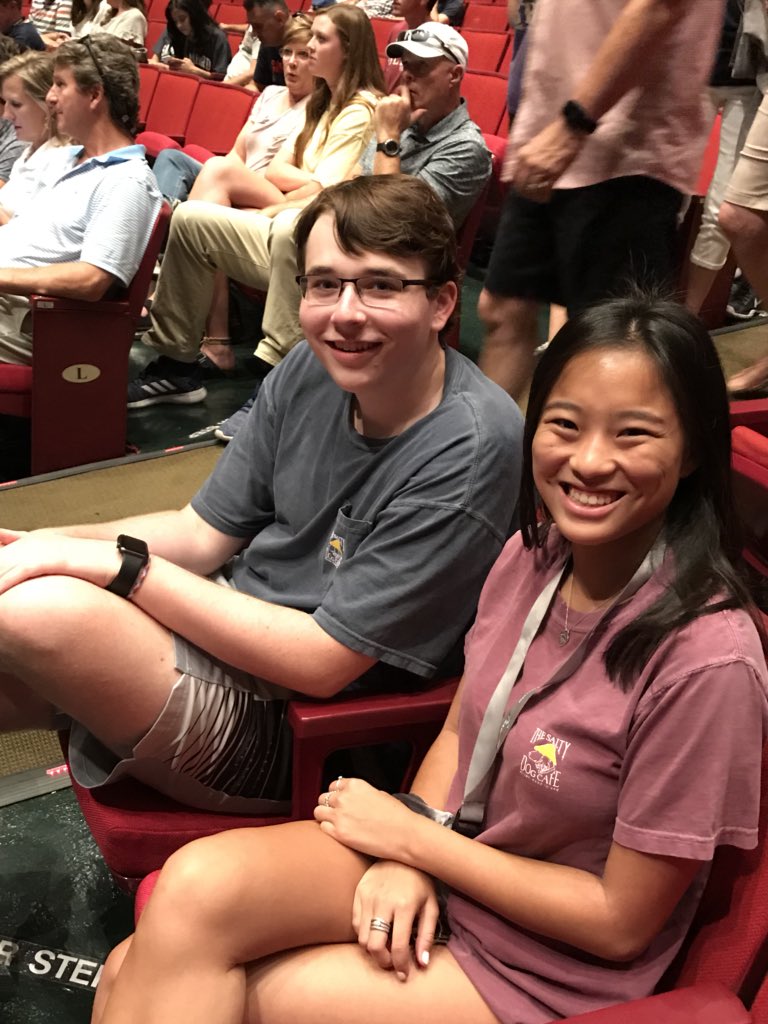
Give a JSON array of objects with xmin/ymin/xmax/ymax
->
[{"xmin": 558, "ymin": 575, "xmax": 618, "ymax": 646}]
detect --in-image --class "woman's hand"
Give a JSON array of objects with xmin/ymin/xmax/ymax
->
[
  {"xmin": 353, "ymin": 860, "xmax": 440, "ymax": 981},
  {"xmin": 314, "ymin": 777, "xmax": 423, "ymax": 863},
  {"xmin": 0, "ymin": 532, "xmax": 120, "ymax": 597}
]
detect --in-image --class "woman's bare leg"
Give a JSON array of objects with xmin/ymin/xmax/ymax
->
[
  {"xmin": 244, "ymin": 943, "xmax": 499, "ymax": 1024},
  {"xmin": 202, "ymin": 271, "xmax": 235, "ymax": 368},
  {"xmin": 96, "ymin": 821, "xmax": 371, "ymax": 1024},
  {"xmin": 189, "ymin": 158, "xmax": 285, "ymax": 209}
]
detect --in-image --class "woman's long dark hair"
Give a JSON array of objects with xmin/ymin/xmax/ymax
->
[
  {"xmin": 519, "ymin": 293, "xmax": 763, "ymax": 689},
  {"xmin": 165, "ymin": 0, "xmax": 218, "ymax": 56}
]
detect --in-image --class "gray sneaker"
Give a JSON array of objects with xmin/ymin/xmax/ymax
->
[{"xmin": 214, "ymin": 388, "xmax": 259, "ymax": 442}]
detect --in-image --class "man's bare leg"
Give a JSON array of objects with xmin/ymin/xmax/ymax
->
[
  {"xmin": 477, "ymin": 290, "xmax": 541, "ymax": 404},
  {"xmin": 0, "ymin": 575, "xmax": 179, "ymax": 750}
]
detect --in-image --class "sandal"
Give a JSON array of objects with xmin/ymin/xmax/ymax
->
[{"xmin": 200, "ymin": 337, "xmax": 235, "ymax": 373}]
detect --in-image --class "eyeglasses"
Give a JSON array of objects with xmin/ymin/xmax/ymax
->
[
  {"xmin": 296, "ymin": 274, "xmax": 435, "ymax": 308},
  {"xmin": 78, "ymin": 35, "xmax": 106, "ymax": 85},
  {"xmin": 279, "ymin": 46, "xmax": 311, "ymax": 61},
  {"xmin": 396, "ymin": 28, "xmax": 459, "ymax": 64}
]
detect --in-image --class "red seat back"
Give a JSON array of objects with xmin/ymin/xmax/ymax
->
[
  {"xmin": 183, "ymin": 80, "xmax": 253, "ymax": 154},
  {"xmin": 68, "ymin": 677, "xmax": 458, "ymax": 892},
  {"xmin": 144, "ymin": 69, "xmax": 199, "ymax": 142},
  {"xmin": 370, "ymin": 16, "xmax": 397, "ymax": 55},
  {"xmin": 138, "ymin": 63, "xmax": 160, "ymax": 126},
  {"xmin": 462, "ymin": 5, "xmax": 509, "ymax": 32},
  {"xmin": 462, "ymin": 29, "xmax": 509, "ymax": 72},
  {"xmin": 461, "ymin": 70, "xmax": 508, "ymax": 135}
]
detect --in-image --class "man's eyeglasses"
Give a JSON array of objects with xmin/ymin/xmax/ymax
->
[
  {"xmin": 279, "ymin": 46, "xmax": 311, "ymax": 61},
  {"xmin": 79, "ymin": 35, "xmax": 106, "ymax": 84},
  {"xmin": 296, "ymin": 274, "xmax": 435, "ymax": 308},
  {"xmin": 396, "ymin": 28, "xmax": 459, "ymax": 64}
]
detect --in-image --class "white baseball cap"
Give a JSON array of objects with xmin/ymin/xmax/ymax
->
[{"xmin": 385, "ymin": 22, "xmax": 468, "ymax": 70}]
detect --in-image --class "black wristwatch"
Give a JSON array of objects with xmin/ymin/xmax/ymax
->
[
  {"xmin": 375, "ymin": 138, "xmax": 401, "ymax": 157},
  {"xmin": 105, "ymin": 534, "xmax": 150, "ymax": 598},
  {"xmin": 561, "ymin": 100, "xmax": 598, "ymax": 135}
]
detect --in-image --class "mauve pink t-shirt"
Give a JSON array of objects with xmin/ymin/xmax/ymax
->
[
  {"xmin": 445, "ymin": 531, "xmax": 768, "ymax": 1024},
  {"xmin": 505, "ymin": 0, "xmax": 725, "ymax": 192}
]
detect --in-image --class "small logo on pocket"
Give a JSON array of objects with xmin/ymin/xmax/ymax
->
[{"xmin": 325, "ymin": 533, "xmax": 344, "ymax": 568}]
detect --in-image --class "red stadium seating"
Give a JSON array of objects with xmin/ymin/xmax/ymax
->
[
  {"xmin": 67, "ymin": 678, "xmax": 458, "ymax": 891},
  {"xmin": 215, "ymin": 2, "xmax": 246, "ymax": 23},
  {"xmin": 140, "ymin": 69, "xmax": 200, "ymax": 146},
  {"xmin": 461, "ymin": 70, "xmax": 508, "ymax": 135},
  {"xmin": 0, "ymin": 205, "xmax": 171, "ymax": 477},
  {"xmin": 462, "ymin": 5, "xmax": 509, "ymax": 32},
  {"xmin": 370, "ymin": 16, "xmax": 397, "ymax": 56},
  {"xmin": 138, "ymin": 62, "xmax": 160, "ymax": 128},
  {"xmin": 731, "ymin": 421, "xmax": 768, "ymax": 576},
  {"xmin": 462, "ymin": 29, "xmax": 509, "ymax": 72},
  {"xmin": 182, "ymin": 80, "xmax": 253, "ymax": 154},
  {"xmin": 146, "ymin": 0, "xmax": 167, "ymax": 19},
  {"xmin": 146, "ymin": 18, "xmax": 167, "ymax": 52}
]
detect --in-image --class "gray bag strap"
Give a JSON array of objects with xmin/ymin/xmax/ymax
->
[{"xmin": 453, "ymin": 540, "xmax": 665, "ymax": 837}]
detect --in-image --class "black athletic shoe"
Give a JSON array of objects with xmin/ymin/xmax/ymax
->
[{"xmin": 127, "ymin": 356, "xmax": 207, "ymax": 408}]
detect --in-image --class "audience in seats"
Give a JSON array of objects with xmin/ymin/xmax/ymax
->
[
  {"xmin": 0, "ymin": 51, "xmax": 69, "ymax": 221},
  {"xmin": 0, "ymin": 0, "xmax": 45, "ymax": 51},
  {"xmin": 362, "ymin": 24, "xmax": 490, "ymax": 230},
  {"xmin": 69, "ymin": 0, "xmax": 101, "ymax": 37},
  {"xmin": 248, "ymin": 0, "xmax": 289, "ymax": 90},
  {"xmin": 28, "ymin": 0, "xmax": 72, "ymax": 47},
  {"xmin": 0, "ymin": 36, "xmax": 160, "ymax": 368},
  {"xmin": 150, "ymin": 0, "xmax": 230, "ymax": 78},
  {"xmin": 0, "ymin": 37, "xmax": 26, "ymax": 183},
  {"xmin": 91, "ymin": 292, "xmax": 768, "ymax": 1024},
  {"xmin": 383, "ymin": 0, "xmax": 436, "ymax": 92},
  {"xmin": 477, "ymin": 0, "xmax": 725, "ymax": 404},
  {"xmin": 90, "ymin": 0, "xmax": 147, "ymax": 48},
  {"xmin": 718, "ymin": 0, "xmax": 768, "ymax": 399},
  {"xmin": 129, "ymin": 4, "xmax": 383, "ymax": 409},
  {"xmin": 0, "ymin": 174, "xmax": 523, "ymax": 830},
  {"xmin": 152, "ymin": 15, "xmax": 312, "ymax": 208}
]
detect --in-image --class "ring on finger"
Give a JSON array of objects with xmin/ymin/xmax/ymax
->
[
  {"xmin": 370, "ymin": 917, "xmax": 392, "ymax": 934},
  {"xmin": 323, "ymin": 793, "xmax": 331, "ymax": 808},
  {"xmin": 334, "ymin": 775, "xmax": 344, "ymax": 791}
]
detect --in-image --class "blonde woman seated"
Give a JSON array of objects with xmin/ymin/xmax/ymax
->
[
  {"xmin": 152, "ymin": 15, "xmax": 314, "ymax": 206},
  {"xmin": 0, "ymin": 50, "xmax": 69, "ymax": 225},
  {"xmin": 190, "ymin": 3, "xmax": 384, "ymax": 370},
  {"xmin": 92, "ymin": 0, "xmax": 147, "ymax": 48}
]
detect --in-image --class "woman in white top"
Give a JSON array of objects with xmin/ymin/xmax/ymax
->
[
  {"xmin": 69, "ymin": 0, "xmax": 102, "ymax": 37},
  {"xmin": 193, "ymin": 3, "xmax": 384, "ymax": 366},
  {"xmin": 0, "ymin": 50, "xmax": 69, "ymax": 225},
  {"xmin": 93, "ymin": 0, "xmax": 147, "ymax": 47}
]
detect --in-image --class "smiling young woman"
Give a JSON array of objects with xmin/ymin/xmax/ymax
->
[{"xmin": 92, "ymin": 291, "xmax": 767, "ymax": 1024}]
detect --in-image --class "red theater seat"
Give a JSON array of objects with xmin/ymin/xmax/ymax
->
[
  {"xmin": 461, "ymin": 70, "xmax": 508, "ymax": 135},
  {"xmin": 67, "ymin": 678, "xmax": 458, "ymax": 892},
  {"xmin": 0, "ymin": 204, "xmax": 171, "ymax": 477}
]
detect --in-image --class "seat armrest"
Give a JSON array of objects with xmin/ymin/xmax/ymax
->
[{"xmin": 557, "ymin": 983, "xmax": 750, "ymax": 1024}]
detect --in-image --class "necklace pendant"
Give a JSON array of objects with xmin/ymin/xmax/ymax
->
[{"xmin": 558, "ymin": 628, "xmax": 570, "ymax": 646}]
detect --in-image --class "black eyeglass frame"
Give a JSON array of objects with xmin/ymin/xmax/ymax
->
[
  {"xmin": 395, "ymin": 28, "xmax": 459, "ymax": 64},
  {"xmin": 295, "ymin": 274, "xmax": 437, "ymax": 305}
]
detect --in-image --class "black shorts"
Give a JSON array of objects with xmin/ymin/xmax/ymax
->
[{"xmin": 484, "ymin": 175, "xmax": 683, "ymax": 313}]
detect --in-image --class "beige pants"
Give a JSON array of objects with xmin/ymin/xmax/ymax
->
[
  {"xmin": 142, "ymin": 200, "xmax": 303, "ymax": 368},
  {"xmin": 724, "ymin": 89, "xmax": 768, "ymax": 213}
]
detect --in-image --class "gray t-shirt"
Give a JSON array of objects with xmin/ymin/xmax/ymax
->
[
  {"xmin": 192, "ymin": 343, "xmax": 524, "ymax": 679},
  {"xmin": 0, "ymin": 118, "xmax": 26, "ymax": 184},
  {"xmin": 359, "ymin": 100, "xmax": 491, "ymax": 227}
]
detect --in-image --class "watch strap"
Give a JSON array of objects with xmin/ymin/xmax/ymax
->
[
  {"xmin": 105, "ymin": 535, "xmax": 149, "ymax": 598},
  {"xmin": 561, "ymin": 100, "xmax": 598, "ymax": 135}
]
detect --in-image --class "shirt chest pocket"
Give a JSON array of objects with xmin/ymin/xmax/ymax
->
[{"xmin": 322, "ymin": 504, "xmax": 373, "ymax": 576}]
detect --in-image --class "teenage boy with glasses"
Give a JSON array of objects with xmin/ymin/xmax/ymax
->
[{"xmin": 0, "ymin": 175, "xmax": 523, "ymax": 816}]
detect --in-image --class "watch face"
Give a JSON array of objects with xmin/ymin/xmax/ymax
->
[
  {"xmin": 117, "ymin": 534, "xmax": 149, "ymax": 557},
  {"xmin": 377, "ymin": 139, "xmax": 400, "ymax": 157}
]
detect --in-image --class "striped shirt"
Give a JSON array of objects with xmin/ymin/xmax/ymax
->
[
  {"xmin": 0, "ymin": 144, "xmax": 161, "ymax": 287},
  {"xmin": 28, "ymin": 0, "xmax": 72, "ymax": 34}
]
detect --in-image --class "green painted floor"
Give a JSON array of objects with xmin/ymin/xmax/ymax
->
[{"xmin": 0, "ymin": 789, "xmax": 133, "ymax": 1024}]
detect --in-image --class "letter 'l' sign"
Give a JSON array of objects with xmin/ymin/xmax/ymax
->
[{"xmin": 62, "ymin": 364, "xmax": 101, "ymax": 383}]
